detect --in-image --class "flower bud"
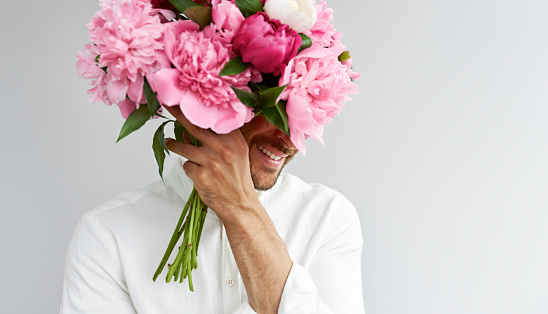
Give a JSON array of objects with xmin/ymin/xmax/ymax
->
[{"xmin": 338, "ymin": 50, "xmax": 351, "ymax": 63}]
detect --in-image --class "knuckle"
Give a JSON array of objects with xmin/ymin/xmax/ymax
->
[
  {"xmin": 209, "ymin": 159, "xmax": 224, "ymax": 173},
  {"xmin": 220, "ymin": 150, "xmax": 235, "ymax": 164},
  {"xmin": 195, "ymin": 171, "xmax": 208, "ymax": 184}
]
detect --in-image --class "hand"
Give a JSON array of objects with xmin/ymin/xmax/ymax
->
[{"xmin": 163, "ymin": 106, "xmax": 260, "ymax": 225}]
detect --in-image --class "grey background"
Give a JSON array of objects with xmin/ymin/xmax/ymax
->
[{"xmin": 1, "ymin": 0, "xmax": 547, "ymax": 313}]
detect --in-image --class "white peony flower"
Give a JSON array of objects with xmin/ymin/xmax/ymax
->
[{"xmin": 264, "ymin": 0, "xmax": 317, "ymax": 33}]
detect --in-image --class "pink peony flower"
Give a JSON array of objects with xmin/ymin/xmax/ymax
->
[
  {"xmin": 87, "ymin": 0, "xmax": 167, "ymax": 105},
  {"xmin": 76, "ymin": 44, "xmax": 112, "ymax": 105},
  {"xmin": 147, "ymin": 20, "xmax": 260, "ymax": 134},
  {"xmin": 212, "ymin": 0, "xmax": 245, "ymax": 41},
  {"xmin": 302, "ymin": 0, "xmax": 342, "ymax": 48},
  {"xmin": 232, "ymin": 12, "xmax": 302, "ymax": 76},
  {"xmin": 77, "ymin": 44, "xmax": 145, "ymax": 119},
  {"xmin": 279, "ymin": 44, "xmax": 360, "ymax": 154}
]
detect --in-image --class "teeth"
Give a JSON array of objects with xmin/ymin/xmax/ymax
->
[{"xmin": 257, "ymin": 145, "xmax": 282, "ymax": 161}]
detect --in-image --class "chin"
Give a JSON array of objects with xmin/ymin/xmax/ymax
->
[{"xmin": 250, "ymin": 166, "xmax": 282, "ymax": 191}]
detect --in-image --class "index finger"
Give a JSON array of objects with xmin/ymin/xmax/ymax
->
[{"xmin": 164, "ymin": 105, "xmax": 213, "ymax": 142}]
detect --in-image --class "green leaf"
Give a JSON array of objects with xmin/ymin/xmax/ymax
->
[
  {"xmin": 249, "ymin": 82, "xmax": 270, "ymax": 92},
  {"xmin": 231, "ymin": 87, "xmax": 258, "ymax": 108},
  {"xmin": 184, "ymin": 6, "xmax": 212, "ymax": 30},
  {"xmin": 116, "ymin": 105, "xmax": 151, "ymax": 143},
  {"xmin": 169, "ymin": 0, "xmax": 199, "ymax": 14},
  {"xmin": 260, "ymin": 100, "xmax": 290, "ymax": 136},
  {"xmin": 218, "ymin": 56, "xmax": 248, "ymax": 77},
  {"xmin": 259, "ymin": 85, "xmax": 287, "ymax": 108},
  {"xmin": 152, "ymin": 121, "xmax": 171, "ymax": 180},
  {"xmin": 298, "ymin": 33, "xmax": 312, "ymax": 53},
  {"xmin": 143, "ymin": 79, "xmax": 160, "ymax": 117},
  {"xmin": 275, "ymin": 100, "xmax": 289, "ymax": 135},
  {"xmin": 235, "ymin": 0, "xmax": 263, "ymax": 18},
  {"xmin": 174, "ymin": 122, "xmax": 186, "ymax": 143}
]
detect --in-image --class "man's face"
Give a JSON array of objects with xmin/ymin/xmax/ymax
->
[{"xmin": 240, "ymin": 115, "xmax": 299, "ymax": 190}]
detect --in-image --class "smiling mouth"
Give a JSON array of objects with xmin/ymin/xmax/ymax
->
[{"xmin": 257, "ymin": 144, "xmax": 284, "ymax": 161}]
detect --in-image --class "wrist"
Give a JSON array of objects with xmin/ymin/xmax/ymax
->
[{"xmin": 220, "ymin": 196, "xmax": 265, "ymax": 230}]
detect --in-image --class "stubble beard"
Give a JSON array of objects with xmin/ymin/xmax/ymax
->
[{"xmin": 249, "ymin": 135, "xmax": 297, "ymax": 191}]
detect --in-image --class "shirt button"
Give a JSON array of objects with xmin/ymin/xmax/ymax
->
[{"xmin": 226, "ymin": 278, "xmax": 235, "ymax": 287}]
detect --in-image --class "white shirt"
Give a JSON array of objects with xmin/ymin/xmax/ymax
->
[{"xmin": 60, "ymin": 158, "xmax": 365, "ymax": 313}]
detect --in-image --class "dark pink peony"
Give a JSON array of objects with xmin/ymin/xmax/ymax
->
[
  {"xmin": 232, "ymin": 12, "xmax": 301, "ymax": 76},
  {"xmin": 150, "ymin": 0, "xmax": 176, "ymax": 10},
  {"xmin": 192, "ymin": 0, "xmax": 211, "ymax": 5},
  {"xmin": 151, "ymin": 0, "xmax": 210, "ymax": 8}
]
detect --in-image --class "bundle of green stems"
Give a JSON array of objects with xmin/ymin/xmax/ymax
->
[{"xmin": 152, "ymin": 128, "xmax": 208, "ymax": 291}]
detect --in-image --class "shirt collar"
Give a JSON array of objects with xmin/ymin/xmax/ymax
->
[{"xmin": 165, "ymin": 157, "xmax": 195, "ymax": 203}]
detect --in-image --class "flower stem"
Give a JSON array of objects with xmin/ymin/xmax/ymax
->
[
  {"xmin": 196, "ymin": 209, "xmax": 207, "ymax": 252},
  {"xmin": 153, "ymin": 188, "xmax": 196, "ymax": 282}
]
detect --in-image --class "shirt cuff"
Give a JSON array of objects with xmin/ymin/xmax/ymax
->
[{"xmin": 278, "ymin": 262, "xmax": 319, "ymax": 313}]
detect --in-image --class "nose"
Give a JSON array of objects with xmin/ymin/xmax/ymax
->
[{"xmin": 275, "ymin": 128, "xmax": 296, "ymax": 150}]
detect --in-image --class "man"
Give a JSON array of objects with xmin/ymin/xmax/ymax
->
[{"xmin": 60, "ymin": 106, "xmax": 365, "ymax": 313}]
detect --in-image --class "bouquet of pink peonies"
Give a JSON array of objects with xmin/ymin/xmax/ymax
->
[{"xmin": 77, "ymin": 0, "xmax": 360, "ymax": 291}]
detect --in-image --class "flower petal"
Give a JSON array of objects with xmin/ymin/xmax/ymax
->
[
  {"xmin": 127, "ymin": 75, "xmax": 144, "ymax": 104},
  {"xmin": 179, "ymin": 91, "xmax": 248, "ymax": 134},
  {"xmin": 147, "ymin": 69, "xmax": 186, "ymax": 107},
  {"xmin": 117, "ymin": 98, "xmax": 137, "ymax": 119},
  {"xmin": 106, "ymin": 78, "xmax": 128, "ymax": 104},
  {"xmin": 285, "ymin": 94, "xmax": 316, "ymax": 154}
]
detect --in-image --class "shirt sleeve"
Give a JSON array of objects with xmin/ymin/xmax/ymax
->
[
  {"xmin": 278, "ymin": 196, "xmax": 366, "ymax": 313},
  {"xmin": 60, "ymin": 212, "xmax": 138, "ymax": 314}
]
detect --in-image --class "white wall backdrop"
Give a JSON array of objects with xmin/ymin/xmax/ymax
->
[{"xmin": 1, "ymin": 0, "xmax": 547, "ymax": 313}]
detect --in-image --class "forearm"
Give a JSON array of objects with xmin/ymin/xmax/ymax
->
[{"xmin": 223, "ymin": 202, "xmax": 293, "ymax": 314}]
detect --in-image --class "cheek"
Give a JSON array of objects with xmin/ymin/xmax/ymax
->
[{"xmin": 240, "ymin": 117, "xmax": 272, "ymax": 144}]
